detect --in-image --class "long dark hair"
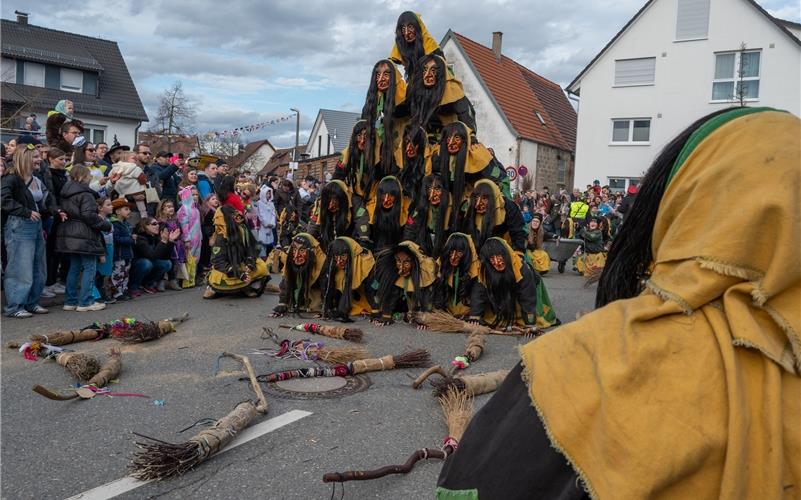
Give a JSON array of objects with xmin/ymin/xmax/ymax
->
[
  {"xmin": 411, "ymin": 174, "xmax": 450, "ymax": 258},
  {"xmin": 596, "ymin": 107, "xmax": 741, "ymax": 308},
  {"xmin": 376, "ymin": 244, "xmax": 422, "ymax": 312},
  {"xmin": 463, "ymin": 181, "xmax": 497, "ymax": 250},
  {"xmin": 394, "ymin": 11, "xmax": 424, "ymax": 79},
  {"xmin": 372, "ymin": 177, "xmax": 403, "ymax": 250},
  {"xmin": 441, "ymin": 234, "xmax": 473, "ymax": 302},
  {"xmin": 362, "ymin": 59, "xmax": 401, "ymax": 179},
  {"xmin": 320, "ymin": 238, "xmax": 353, "ymax": 320},
  {"xmin": 438, "ymin": 122, "xmax": 469, "ymax": 229},
  {"xmin": 408, "ymin": 54, "xmax": 446, "ymax": 131},
  {"xmin": 216, "ymin": 175, "xmax": 236, "ymax": 202},
  {"xmin": 479, "ymin": 238, "xmax": 517, "ymax": 328},
  {"xmin": 285, "ymin": 235, "xmax": 317, "ymax": 312},
  {"xmin": 344, "ymin": 120, "xmax": 373, "ymax": 194},
  {"xmin": 318, "ymin": 181, "xmax": 350, "ymax": 251},
  {"xmin": 219, "ymin": 205, "xmax": 257, "ymax": 276},
  {"xmin": 399, "ymin": 124, "xmax": 426, "ymax": 200}
]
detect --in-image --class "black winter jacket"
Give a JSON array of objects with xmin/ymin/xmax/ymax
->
[
  {"xmin": 56, "ymin": 181, "xmax": 111, "ymax": 255},
  {"xmin": 1, "ymin": 173, "xmax": 38, "ymax": 226},
  {"xmin": 133, "ymin": 231, "xmax": 173, "ymax": 261}
]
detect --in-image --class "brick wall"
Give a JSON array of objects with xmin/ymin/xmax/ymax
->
[{"xmin": 532, "ymin": 144, "xmax": 574, "ymax": 192}]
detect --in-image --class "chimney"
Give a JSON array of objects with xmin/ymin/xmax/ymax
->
[
  {"xmin": 15, "ymin": 10, "xmax": 29, "ymax": 25},
  {"xmin": 492, "ymin": 31, "xmax": 503, "ymax": 62}
]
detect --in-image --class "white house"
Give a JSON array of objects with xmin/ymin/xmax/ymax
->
[
  {"xmin": 304, "ymin": 109, "xmax": 360, "ymax": 159},
  {"xmin": 228, "ymin": 139, "xmax": 277, "ymax": 175},
  {"xmin": 1, "ymin": 12, "xmax": 147, "ymax": 146},
  {"xmin": 442, "ymin": 31, "xmax": 577, "ymax": 191},
  {"xmin": 567, "ymin": 0, "xmax": 801, "ymax": 191}
]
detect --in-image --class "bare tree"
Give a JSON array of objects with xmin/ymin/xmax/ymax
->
[
  {"xmin": 150, "ymin": 81, "xmax": 197, "ymax": 152},
  {"xmin": 199, "ymin": 132, "xmax": 243, "ymax": 162}
]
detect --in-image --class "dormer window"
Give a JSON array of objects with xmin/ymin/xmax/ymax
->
[
  {"xmin": 60, "ymin": 68, "xmax": 83, "ymax": 92},
  {"xmin": 535, "ymin": 111, "xmax": 546, "ymax": 125}
]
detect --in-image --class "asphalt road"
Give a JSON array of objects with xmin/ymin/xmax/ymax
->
[{"xmin": 1, "ymin": 266, "xmax": 595, "ymax": 500}]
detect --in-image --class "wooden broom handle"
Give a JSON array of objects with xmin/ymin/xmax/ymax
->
[{"xmin": 221, "ymin": 352, "xmax": 268, "ymax": 414}]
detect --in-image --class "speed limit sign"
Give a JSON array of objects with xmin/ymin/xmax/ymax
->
[{"xmin": 505, "ymin": 166, "xmax": 517, "ymax": 181}]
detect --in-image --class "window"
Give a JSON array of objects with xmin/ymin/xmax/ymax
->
[
  {"xmin": 611, "ymin": 118, "xmax": 651, "ymax": 144},
  {"xmin": 535, "ymin": 111, "xmax": 546, "ymax": 125},
  {"xmin": 712, "ymin": 50, "xmax": 760, "ymax": 101},
  {"xmin": 60, "ymin": 68, "xmax": 83, "ymax": 92},
  {"xmin": 608, "ymin": 177, "xmax": 641, "ymax": 193},
  {"xmin": 614, "ymin": 57, "xmax": 656, "ymax": 86},
  {"xmin": 676, "ymin": 0, "xmax": 710, "ymax": 40},
  {"xmin": 1, "ymin": 57, "xmax": 15, "ymax": 83},
  {"xmin": 83, "ymin": 125, "xmax": 106, "ymax": 144},
  {"xmin": 23, "ymin": 62, "xmax": 45, "ymax": 87},
  {"xmin": 556, "ymin": 158, "xmax": 566, "ymax": 183},
  {"xmin": 317, "ymin": 135, "xmax": 322, "ymax": 157}
]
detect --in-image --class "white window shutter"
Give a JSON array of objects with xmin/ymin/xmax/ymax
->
[
  {"xmin": 614, "ymin": 58, "xmax": 656, "ymax": 85},
  {"xmin": 676, "ymin": 0, "xmax": 710, "ymax": 40}
]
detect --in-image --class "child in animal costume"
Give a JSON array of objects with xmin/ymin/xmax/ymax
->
[{"xmin": 319, "ymin": 236, "xmax": 378, "ymax": 321}]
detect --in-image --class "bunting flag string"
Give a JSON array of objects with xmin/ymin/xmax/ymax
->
[{"xmin": 144, "ymin": 112, "xmax": 297, "ymax": 140}]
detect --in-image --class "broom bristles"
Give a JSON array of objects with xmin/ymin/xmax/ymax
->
[
  {"xmin": 431, "ymin": 377, "xmax": 466, "ymax": 398},
  {"xmin": 416, "ymin": 310, "xmax": 494, "ymax": 335},
  {"xmin": 129, "ymin": 439, "xmax": 201, "ymax": 480},
  {"xmin": 392, "ymin": 349, "xmax": 431, "ymax": 368},
  {"xmin": 56, "ymin": 352, "xmax": 102, "ymax": 382},
  {"xmin": 438, "ymin": 388, "xmax": 474, "ymax": 441},
  {"xmin": 319, "ymin": 325, "xmax": 364, "ymax": 343},
  {"xmin": 315, "ymin": 346, "xmax": 369, "ymax": 364}
]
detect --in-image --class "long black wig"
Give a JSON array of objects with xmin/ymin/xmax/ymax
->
[
  {"xmin": 320, "ymin": 238, "xmax": 353, "ymax": 321},
  {"xmin": 219, "ymin": 205, "xmax": 258, "ymax": 277},
  {"xmin": 399, "ymin": 123, "xmax": 427, "ymax": 201},
  {"xmin": 394, "ymin": 11, "xmax": 425, "ymax": 79},
  {"xmin": 343, "ymin": 120, "xmax": 374, "ymax": 195},
  {"xmin": 318, "ymin": 181, "xmax": 351, "ymax": 251},
  {"xmin": 478, "ymin": 238, "xmax": 518, "ymax": 328},
  {"xmin": 375, "ymin": 244, "xmax": 422, "ymax": 313},
  {"xmin": 362, "ymin": 59, "xmax": 401, "ymax": 180},
  {"xmin": 410, "ymin": 174, "xmax": 450, "ymax": 258},
  {"xmin": 441, "ymin": 233, "xmax": 474, "ymax": 304},
  {"xmin": 408, "ymin": 54, "xmax": 447, "ymax": 132},
  {"xmin": 596, "ymin": 107, "xmax": 742, "ymax": 308},
  {"xmin": 462, "ymin": 181, "xmax": 498, "ymax": 251},
  {"xmin": 437, "ymin": 122, "xmax": 469, "ymax": 229},
  {"xmin": 284, "ymin": 235, "xmax": 318, "ymax": 313},
  {"xmin": 372, "ymin": 177, "xmax": 404, "ymax": 250}
]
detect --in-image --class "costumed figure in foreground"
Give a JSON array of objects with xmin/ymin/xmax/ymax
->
[
  {"xmin": 267, "ymin": 202, "xmax": 301, "ymax": 273},
  {"xmin": 437, "ymin": 108, "xmax": 800, "ymax": 499},
  {"xmin": 373, "ymin": 241, "xmax": 438, "ymax": 326},
  {"xmin": 367, "ymin": 176, "xmax": 411, "ymax": 251},
  {"xmin": 361, "ymin": 59, "xmax": 407, "ymax": 181},
  {"xmin": 307, "ymin": 179, "xmax": 369, "ymax": 252},
  {"xmin": 388, "ymin": 11, "xmax": 443, "ymax": 80},
  {"xmin": 319, "ymin": 236, "xmax": 378, "ymax": 322},
  {"xmin": 526, "ymin": 213, "xmax": 551, "ymax": 274},
  {"xmin": 204, "ymin": 205, "xmax": 269, "ymax": 299},
  {"xmin": 403, "ymin": 173, "xmax": 452, "ymax": 258},
  {"xmin": 407, "ymin": 55, "xmax": 476, "ymax": 141},
  {"xmin": 462, "ymin": 179, "xmax": 527, "ymax": 253},
  {"xmin": 435, "ymin": 233, "xmax": 479, "ymax": 318},
  {"xmin": 272, "ymin": 233, "xmax": 325, "ymax": 316},
  {"xmin": 437, "ymin": 122, "xmax": 509, "ymax": 220}
]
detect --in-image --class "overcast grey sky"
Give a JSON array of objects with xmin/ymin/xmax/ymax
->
[{"xmin": 2, "ymin": 0, "xmax": 798, "ymax": 147}]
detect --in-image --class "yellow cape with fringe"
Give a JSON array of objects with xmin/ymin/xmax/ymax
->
[
  {"xmin": 388, "ymin": 12, "xmax": 440, "ymax": 70},
  {"xmin": 366, "ymin": 176, "xmax": 411, "ymax": 225},
  {"xmin": 332, "ymin": 237, "xmax": 376, "ymax": 315},
  {"xmin": 520, "ymin": 110, "xmax": 800, "ymax": 499},
  {"xmin": 439, "ymin": 233, "xmax": 480, "ymax": 318}
]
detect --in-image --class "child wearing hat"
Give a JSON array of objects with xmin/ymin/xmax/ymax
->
[{"xmin": 109, "ymin": 197, "xmax": 135, "ymax": 300}]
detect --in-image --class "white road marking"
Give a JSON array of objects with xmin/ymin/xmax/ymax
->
[{"xmin": 66, "ymin": 409, "xmax": 313, "ymax": 500}]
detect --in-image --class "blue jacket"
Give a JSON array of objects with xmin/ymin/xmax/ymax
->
[
  {"xmin": 197, "ymin": 172, "xmax": 214, "ymax": 201},
  {"xmin": 110, "ymin": 216, "xmax": 134, "ymax": 261}
]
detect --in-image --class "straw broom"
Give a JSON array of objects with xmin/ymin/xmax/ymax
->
[
  {"xmin": 430, "ymin": 369, "xmax": 510, "ymax": 398},
  {"xmin": 33, "ymin": 348, "xmax": 123, "ymax": 401},
  {"xmin": 280, "ymin": 322, "xmax": 364, "ymax": 343},
  {"xmin": 255, "ymin": 349, "xmax": 431, "ymax": 384},
  {"xmin": 129, "ymin": 352, "xmax": 268, "ymax": 481},
  {"xmin": 55, "ymin": 352, "xmax": 102, "ymax": 382},
  {"xmin": 412, "ymin": 310, "xmax": 530, "ymax": 337},
  {"xmin": 261, "ymin": 328, "xmax": 367, "ymax": 363},
  {"xmin": 322, "ymin": 388, "xmax": 474, "ymax": 483}
]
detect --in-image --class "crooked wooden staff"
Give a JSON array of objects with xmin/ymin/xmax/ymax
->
[
  {"xmin": 33, "ymin": 348, "xmax": 124, "ymax": 401},
  {"xmin": 129, "ymin": 353, "xmax": 268, "ymax": 481},
  {"xmin": 322, "ymin": 388, "xmax": 473, "ymax": 483}
]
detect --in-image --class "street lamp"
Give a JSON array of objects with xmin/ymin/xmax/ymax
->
[{"xmin": 290, "ymin": 107, "xmax": 300, "ymax": 161}]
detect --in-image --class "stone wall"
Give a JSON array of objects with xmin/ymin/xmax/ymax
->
[{"xmin": 532, "ymin": 144, "xmax": 574, "ymax": 192}]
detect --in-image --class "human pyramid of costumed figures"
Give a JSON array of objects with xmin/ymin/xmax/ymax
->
[{"xmin": 206, "ymin": 12, "xmax": 558, "ymax": 330}]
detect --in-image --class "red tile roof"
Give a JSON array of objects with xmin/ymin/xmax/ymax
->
[
  {"xmin": 448, "ymin": 31, "xmax": 577, "ymax": 152},
  {"xmin": 228, "ymin": 139, "xmax": 275, "ymax": 171}
]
